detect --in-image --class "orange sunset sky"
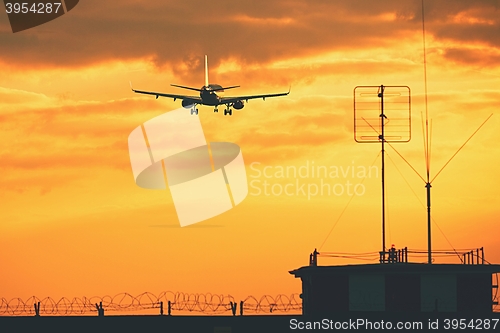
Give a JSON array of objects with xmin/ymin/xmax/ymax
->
[{"xmin": 1, "ymin": 0, "xmax": 499, "ymax": 309}]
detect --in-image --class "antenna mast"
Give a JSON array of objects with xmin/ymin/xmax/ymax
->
[
  {"xmin": 421, "ymin": 0, "xmax": 433, "ymax": 265},
  {"xmin": 419, "ymin": 0, "xmax": 492, "ymax": 264},
  {"xmin": 354, "ymin": 86, "xmax": 411, "ymax": 262},
  {"xmin": 379, "ymin": 85, "xmax": 387, "ymax": 255}
]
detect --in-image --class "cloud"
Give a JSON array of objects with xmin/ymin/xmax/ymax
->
[
  {"xmin": 2, "ymin": 0, "xmax": 496, "ymax": 72},
  {"xmin": 442, "ymin": 47, "xmax": 500, "ymax": 67},
  {"xmin": 421, "ymin": 1, "xmax": 500, "ymax": 47},
  {"xmin": 0, "ymin": 87, "xmax": 51, "ymax": 107},
  {"xmin": 0, "ymin": 91, "xmax": 166, "ymax": 194}
]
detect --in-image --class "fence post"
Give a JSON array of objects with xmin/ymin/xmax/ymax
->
[
  {"xmin": 160, "ymin": 301, "xmax": 163, "ymax": 316},
  {"xmin": 240, "ymin": 301, "xmax": 244, "ymax": 316},
  {"xmin": 230, "ymin": 301, "xmax": 237, "ymax": 316},
  {"xmin": 168, "ymin": 300, "xmax": 171, "ymax": 316},
  {"xmin": 34, "ymin": 302, "xmax": 40, "ymax": 317},
  {"xmin": 95, "ymin": 302, "xmax": 104, "ymax": 317}
]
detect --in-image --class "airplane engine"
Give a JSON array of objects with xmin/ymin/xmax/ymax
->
[
  {"xmin": 233, "ymin": 100, "xmax": 244, "ymax": 110},
  {"xmin": 182, "ymin": 99, "xmax": 196, "ymax": 108}
]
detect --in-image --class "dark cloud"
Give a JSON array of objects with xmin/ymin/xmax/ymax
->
[
  {"xmin": 419, "ymin": 1, "xmax": 500, "ymax": 50},
  {"xmin": 443, "ymin": 47, "xmax": 500, "ymax": 67},
  {"xmin": 3, "ymin": 0, "xmax": 497, "ymax": 75},
  {"xmin": 0, "ymin": 97, "xmax": 167, "ymax": 177}
]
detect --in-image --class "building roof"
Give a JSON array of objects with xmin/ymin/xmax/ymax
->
[{"xmin": 290, "ymin": 263, "xmax": 500, "ymax": 278}]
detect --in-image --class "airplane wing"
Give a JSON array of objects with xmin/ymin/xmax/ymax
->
[
  {"xmin": 130, "ymin": 83, "xmax": 202, "ymax": 102},
  {"xmin": 220, "ymin": 89, "xmax": 290, "ymax": 104}
]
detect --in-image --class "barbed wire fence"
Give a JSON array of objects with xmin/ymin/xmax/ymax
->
[{"xmin": 0, "ymin": 292, "xmax": 302, "ymax": 316}]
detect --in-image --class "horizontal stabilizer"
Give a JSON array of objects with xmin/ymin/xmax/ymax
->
[
  {"xmin": 212, "ymin": 85, "xmax": 240, "ymax": 92},
  {"xmin": 171, "ymin": 84, "xmax": 203, "ymax": 92}
]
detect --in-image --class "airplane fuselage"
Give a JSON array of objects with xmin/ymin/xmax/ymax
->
[{"xmin": 200, "ymin": 84, "xmax": 224, "ymax": 106}]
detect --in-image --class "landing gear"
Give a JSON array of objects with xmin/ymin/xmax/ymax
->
[
  {"xmin": 224, "ymin": 105, "xmax": 232, "ymax": 116},
  {"xmin": 190, "ymin": 107, "xmax": 198, "ymax": 115},
  {"xmin": 214, "ymin": 107, "xmax": 218, "ymax": 113}
]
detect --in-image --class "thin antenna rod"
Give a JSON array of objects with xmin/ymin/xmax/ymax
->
[
  {"xmin": 421, "ymin": 0, "xmax": 432, "ymax": 264},
  {"xmin": 429, "ymin": 119, "xmax": 433, "ymax": 172},
  {"xmin": 361, "ymin": 116, "xmax": 425, "ymax": 183},
  {"xmin": 421, "ymin": 110, "xmax": 428, "ymax": 175},
  {"xmin": 387, "ymin": 143, "xmax": 426, "ymax": 183},
  {"xmin": 431, "ymin": 114, "xmax": 493, "ymax": 183},
  {"xmin": 422, "ymin": 0, "xmax": 430, "ymax": 181}
]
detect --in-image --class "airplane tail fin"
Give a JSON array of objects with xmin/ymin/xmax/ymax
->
[{"xmin": 205, "ymin": 55, "xmax": 209, "ymax": 87}]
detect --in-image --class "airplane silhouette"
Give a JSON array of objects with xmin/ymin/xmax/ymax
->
[{"xmin": 130, "ymin": 55, "xmax": 289, "ymax": 115}]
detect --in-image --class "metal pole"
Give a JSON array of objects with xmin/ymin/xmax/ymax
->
[
  {"xmin": 426, "ymin": 182, "xmax": 432, "ymax": 264},
  {"xmin": 379, "ymin": 85, "xmax": 386, "ymax": 259}
]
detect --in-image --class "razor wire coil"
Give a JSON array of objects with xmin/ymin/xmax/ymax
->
[{"xmin": 0, "ymin": 292, "xmax": 302, "ymax": 316}]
